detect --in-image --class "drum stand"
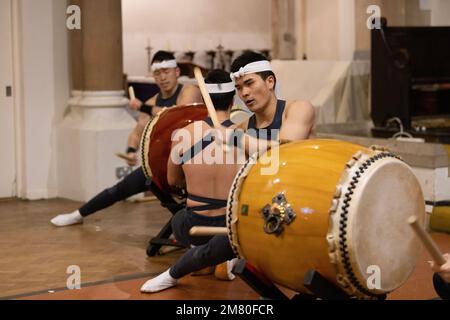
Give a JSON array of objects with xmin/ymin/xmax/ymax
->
[
  {"xmin": 146, "ymin": 183, "xmax": 187, "ymax": 256},
  {"xmin": 233, "ymin": 259, "xmax": 387, "ymax": 300}
]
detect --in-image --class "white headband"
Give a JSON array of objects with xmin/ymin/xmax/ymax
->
[
  {"xmin": 151, "ymin": 59, "xmax": 178, "ymax": 72},
  {"xmin": 205, "ymin": 82, "xmax": 235, "ymax": 94},
  {"xmin": 230, "ymin": 60, "xmax": 273, "ymax": 81}
]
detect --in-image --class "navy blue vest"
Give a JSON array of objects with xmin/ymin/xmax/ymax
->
[
  {"xmin": 247, "ymin": 99, "xmax": 286, "ymax": 140},
  {"xmin": 156, "ymin": 84, "xmax": 183, "ymax": 107}
]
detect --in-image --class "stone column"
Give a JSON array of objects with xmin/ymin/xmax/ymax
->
[
  {"xmin": 294, "ymin": 0, "xmax": 354, "ymax": 61},
  {"xmin": 58, "ymin": 0, "xmax": 135, "ymax": 201},
  {"xmin": 271, "ymin": 0, "xmax": 297, "ymax": 60}
]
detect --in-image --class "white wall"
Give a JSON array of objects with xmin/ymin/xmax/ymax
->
[
  {"xmin": 0, "ymin": 0, "xmax": 16, "ymax": 198},
  {"xmin": 431, "ymin": 0, "xmax": 450, "ymax": 25},
  {"xmin": 14, "ymin": 0, "xmax": 70, "ymax": 199},
  {"xmin": 122, "ymin": 0, "xmax": 271, "ymax": 75},
  {"xmin": 338, "ymin": 0, "xmax": 355, "ymax": 60},
  {"xmin": 305, "ymin": 0, "xmax": 339, "ymax": 60},
  {"xmin": 303, "ymin": 0, "xmax": 356, "ymax": 61}
]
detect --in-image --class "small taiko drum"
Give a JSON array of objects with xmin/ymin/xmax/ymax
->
[
  {"xmin": 141, "ymin": 103, "xmax": 208, "ymax": 192},
  {"xmin": 226, "ymin": 139, "xmax": 425, "ymax": 299}
]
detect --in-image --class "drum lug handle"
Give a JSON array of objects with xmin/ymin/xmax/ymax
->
[{"xmin": 261, "ymin": 192, "xmax": 296, "ymax": 236}]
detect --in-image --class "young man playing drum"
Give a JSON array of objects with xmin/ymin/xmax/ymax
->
[
  {"xmin": 230, "ymin": 51, "xmax": 314, "ymax": 144},
  {"xmin": 140, "ymin": 52, "xmax": 315, "ymax": 293},
  {"xmin": 126, "ymin": 50, "xmax": 202, "ymax": 166},
  {"xmin": 140, "ymin": 69, "xmax": 241, "ymax": 292},
  {"xmin": 51, "ymin": 51, "xmax": 201, "ymax": 227}
]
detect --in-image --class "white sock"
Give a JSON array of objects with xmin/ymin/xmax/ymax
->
[
  {"xmin": 226, "ymin": 258, "xmax": 238, "ymax": 280},
  {"xmin": 50, "ymin": 210, "xmax": 83, "ymax": 227},
  {"xmin": 215, "ymin": 258, "xmax": 238, "ymax": 281},
  {"xmin": 141, "ymin": 269, "xmax": 178, "ymax": 293}
]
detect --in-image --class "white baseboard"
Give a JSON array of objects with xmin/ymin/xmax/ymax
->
[{"xmin": 22, "ymin": 188, "xmax": 57, "ymax": 200}]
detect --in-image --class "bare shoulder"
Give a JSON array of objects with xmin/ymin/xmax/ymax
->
[
  {"xmin": 285, "ymin": 100, "xmax": 315, "ymax": 121},
  {"xmin": 177, "ymin": 84, "xmax": 202, "ymax": 105},
  {"xmin": 237, "ymin": 119, "xmax": 249, "ymax": 130},
  {"xmin": 145, "ymin": 94, "xmax": 157, "ymax": 106},
  {"xmin": 181, "ymin": 84, "xmax": 200, "ymax": 94}
]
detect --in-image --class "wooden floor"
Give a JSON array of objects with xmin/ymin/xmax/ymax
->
[
  {"xmin": 0, "ymin": 198, "xmax": 183, "ymax": 298},
  {"xmin": 19, "ymin": 275, "xmax": 260, "ymax": 300},
  {"xmin": 0, "ymin": 198, "xmax": 448, "ymax": 300}
]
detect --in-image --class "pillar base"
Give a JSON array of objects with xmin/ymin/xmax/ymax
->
[{"xmin": 57, "ymin": 90, "xmax": 137, "ymax": 202}]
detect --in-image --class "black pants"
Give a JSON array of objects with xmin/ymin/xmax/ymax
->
[
  {"xmin": 433, "ymin": 273, "xmax": 450, "ymax": 300},
  {"xmin": 169, "ymin": 207, "xmax": 236, "ymax": 279},
  {"xmin": 79, "ymin": 167, "xmax": 150, "ymax": 217}
]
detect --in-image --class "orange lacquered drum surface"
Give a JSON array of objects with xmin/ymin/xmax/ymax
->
[
  {"xmin": 141, "ymin": 103, "xmax": 208, "ymax": 192},
  {"xmin": 227, "ymin": 139, "xmax": 425, "ymax": 299}
]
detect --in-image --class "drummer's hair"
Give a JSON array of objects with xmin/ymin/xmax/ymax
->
[
  {"xmin": 230, "ymin": 51, "xmax": 276, "ymax": 88},
  {"xmin": 151, "ymin": 50, "xmax": 176, "ymax": 64},
  {"xmin": 205, "ymin": 69, "xmax": 235, "ymax": 111}
]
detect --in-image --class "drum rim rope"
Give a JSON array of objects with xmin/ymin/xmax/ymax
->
[
  {"xmin": 226, "ymin": 142, "xmax": 291, "ymax": 256},
  {"xmin": 226, "ymin": 151, "xmax": 260, "ymax": 259},
  {"xmin": 327, "ymin": 146, "xmax": 404, "ymax": 299},
  {"xmin": 140, "ymin": 107, "xmax": 167, "ymax": 180}
]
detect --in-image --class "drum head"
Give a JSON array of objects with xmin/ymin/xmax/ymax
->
[{"xmin": 329, "ymin": 152, "xmax": 425, "ymax": 297}]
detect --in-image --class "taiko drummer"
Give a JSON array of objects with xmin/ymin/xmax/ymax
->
[
  {"xmin": 51, "ymin": 51, "xmax": 201, "ymax": 227},
  {"xmin": 140, "ymin": 51, "xmax": 314, "ymax": 293}
]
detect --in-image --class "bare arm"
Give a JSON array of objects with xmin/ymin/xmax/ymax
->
[
  {"xmin": 127, "ymin": 112, "xmax": 151, "ymax": 150},
  {"xmin": 129, "ymin": 92, "xmax": 157, "ymax": 113},
  {"xmin": 221, "ymin": 101, "xmax": 315, "ymax": 156},
  {"xmin": 279, "ymin": 101, "xmax": 315, "ymax": 142},
  {"xmin": 176, "ymin": 84, "xmax": 202, "ymax": 106}
]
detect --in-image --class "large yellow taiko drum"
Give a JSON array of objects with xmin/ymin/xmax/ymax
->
[{"xmin": 226, "ymin": 139, "xmax": 425, "ymax": 299}]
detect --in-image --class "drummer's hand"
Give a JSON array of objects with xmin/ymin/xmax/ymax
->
[
  {"xmin": 153, "ymin": 106, "xmax": 164, "ymax": 116},
  {"xmin": 429, "ymin": 253, "xmax": 450, "ymax": 282},
  {"xmin": 129, "ymin": 98, "xmax": 143, "ymax": 111},
  {"xmin": 126, "ymin": 152, "xmax": 138, "ymax": 167}
]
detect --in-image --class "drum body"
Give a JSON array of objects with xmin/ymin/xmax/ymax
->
[
  {"xmin": 227, "ymin": 139, "xmax": 425, "ymax": 298},
  {"xmin": 141, "ymin": 103, "xmax": 208, "ymax": 192}
]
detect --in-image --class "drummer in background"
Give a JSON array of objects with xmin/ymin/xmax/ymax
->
[
  {"xmin": 140, "ymin": 52, "xmax": 315, "ymax": 293},
  {"xmin": 50, "ymin": 51, "xmax": 202, "ymax": 227},
  {"xmin": 141, "ymin": 69, "xmax": 241, "ymax": 293},
  {"xmin": 126, "ymin": 50, "xmax": 202, "ymax": 166},
  {"xmin": 429, "ymin": 253, "xmax": 450, "ymax": 299}
]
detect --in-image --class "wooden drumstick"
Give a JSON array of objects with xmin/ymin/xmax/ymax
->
[
  {"xmin": 408, "ymin": 216, "xmax": 446, "ymax": 266},
  {"xmin": 189, "ymin": 226, "xmax": 228, "ymax": 236},
  {"xmin": 194, "ymin": 67, "xmax": 222, "ymax": 129},
  {"xmin": 128, "ymin": 86, "xmax": 136, "ymax": 100},
  {"xmin": 194, "ymin": 67, "xmax": 230, "ymax": 152},
  {"xmin": 115, "ymin": 152, "xmax": 135, "ymax": 162}
]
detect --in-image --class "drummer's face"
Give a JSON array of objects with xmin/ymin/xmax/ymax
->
[
  {"xmin": 235, "ymin": 73, "xmax": 274, "ymax": 112},
  {"xmin": 153, "ymin": 66, "xmax": 180, "ymax": 93}
]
